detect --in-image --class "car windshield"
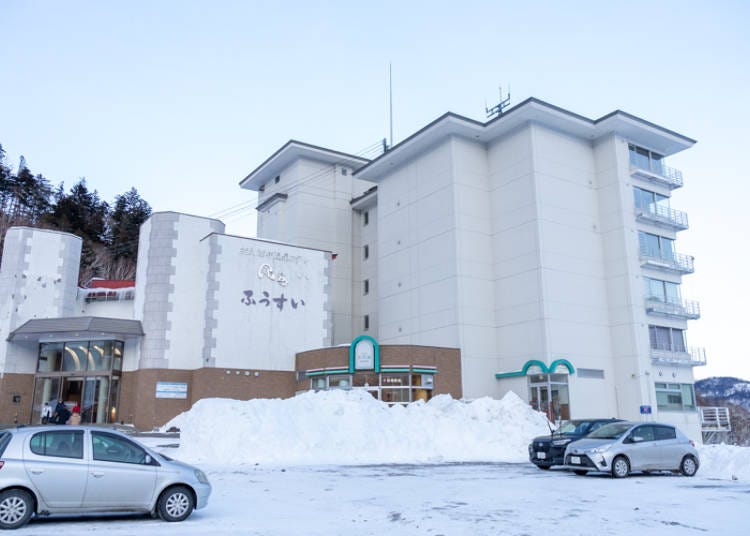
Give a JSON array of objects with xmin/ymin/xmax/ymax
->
[
  {"xmin": 555, "ymin": 421, "xmax": 592, "ymax": 435},
  {"xmin": 555, "ymin": 421, "xmax": 584, "ymax": 435},
  {"xmin": 585, "ymin": 423, "xmax": 633, "ymax": 439}
]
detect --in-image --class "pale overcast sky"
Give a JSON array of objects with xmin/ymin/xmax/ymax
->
[{"xmin": 1, "ymin": 1, "xmax": 748, "ymax": 380}]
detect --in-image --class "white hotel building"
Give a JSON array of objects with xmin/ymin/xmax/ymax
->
[{"xmin": 0, "ymin": 98, "xmax": 704, "ymax": 438}]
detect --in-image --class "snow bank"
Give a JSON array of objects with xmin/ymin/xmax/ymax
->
[
  {"xmin": 164, "ymin": 390, "xmax": 750, "ymax": 480},
  {"xmin": 166, "ymin": 389, "xmax": 551, "ymax": 466},
  {"xmin": 697, "ymin": 444, "xmax": 750, "ymax": 481}
]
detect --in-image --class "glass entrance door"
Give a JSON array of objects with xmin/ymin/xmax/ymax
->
[
  {"xmin": 529, "ymin": 374, "xmax": 570, "ymax": 423},
  {"xmin": 32, "ymin": 375, "xmax": 112, "ymax": 425}
]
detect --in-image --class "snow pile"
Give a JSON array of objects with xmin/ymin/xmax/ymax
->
[
  {"xmin": 697, "ymin": 444, "xmax": 750, "ymax": 481},
  {"xmin": 166, "ymin": 389, "xmax": 551, "ymax": 466},
  {"xmin": 164, "ymin": 390, "xmax": 750, "ymax": 480}
]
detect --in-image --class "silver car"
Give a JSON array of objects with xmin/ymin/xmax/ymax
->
[
  {"xmin": 563, "ymin": 421, "xmax": 699, "ymax": 478},
  {"xmin": 0, "ymin": 425, "xmax": 210, "ymax": 529}
]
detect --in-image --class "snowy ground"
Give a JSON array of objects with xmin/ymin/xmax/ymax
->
[{"xmin": 15, "ymin": 391, "xmax": 750, "ymax": 534}]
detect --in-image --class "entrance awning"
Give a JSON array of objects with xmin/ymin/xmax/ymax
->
[{"xmin": 8, "ymin": 317, "xmax": 144, "ymax": 343}]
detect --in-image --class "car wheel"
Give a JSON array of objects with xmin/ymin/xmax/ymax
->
[
  {"xmin": 611, "ymin": 456, "xmax": 630, "ymax": 478},
  {"xmin": 573, "ymin": 470, "xmax": 587, "ymax": 476},
  {"xmin": 0, "ymin": 489, "xmax": 34, "ymax": 530},
  {"xmin": 680, "ymin": 455, "xmax": 698, "ymax": 477},
  {"xmin": 157, "ymin": 485, "xmax": 194, "ymax": 522}
]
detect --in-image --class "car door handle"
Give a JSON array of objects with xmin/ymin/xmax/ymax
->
[
  {"xmin": 30, "ymin": 470, "xmax": 44, "ymax": 475},
  {"xmin": 91, "ymin": 472, "xmax": 105, "ymax": 478}
]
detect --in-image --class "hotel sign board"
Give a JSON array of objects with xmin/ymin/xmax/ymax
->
[
  {"xmin": 354, "ymin": 338, "xmax": 375, "ymax": 370},
  {"xmin": 156, "ymin": 381, "xmax": 188, "ymax": 399},
  {"xmin": 349, "ymin": 335, "xmax": 380, "ymax": 373}
]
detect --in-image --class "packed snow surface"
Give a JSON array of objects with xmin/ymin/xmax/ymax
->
[{"xmin": 165, "ymin": 389, "xmax": 750, "ymax": 481}]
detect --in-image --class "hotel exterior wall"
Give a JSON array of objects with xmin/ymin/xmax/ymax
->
[
  {"xmin": 0, "ymin": 373, "xmax": 35, "ymax": 425},
  {"xmin": 256, "ymin": 158, "xmax": 375, "ymax": 346},
  {"xmin": 294, "ymin": 345, "xmax": 462, "ymax": 398},
  {"xmin": 0, "ymin": 227, "xmax": 82, "ymax": 374},
  {"xmin": 375, "ymin": 140, "xmax": 461, "ymax": 351},
  {"xmin": 207, "ymin": 234, "xmax": 333, "ymax": 371},
  {"xmin": 118, "ymin": 368, "xmax": 297, "ymax": 431}
]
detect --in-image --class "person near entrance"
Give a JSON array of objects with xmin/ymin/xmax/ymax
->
[
  {"xmin": 52, "ymin": 400, "xmax": 70, "ymax": 425},
  {"xmin": 69, "ymin": 403, "xmax": 82, "ymax": 425},
  {"xmin": 41, "ymin": 402, "xmax": 53, "ymax": 424}
]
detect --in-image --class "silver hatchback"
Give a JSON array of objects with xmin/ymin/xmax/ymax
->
[
  {"xmin": 564, "ymin": 421, "xmax": 699, "ymax": 478},
  {"xmin": 0, "ymin": 425, "xmax": 210, "ymax": 529}
]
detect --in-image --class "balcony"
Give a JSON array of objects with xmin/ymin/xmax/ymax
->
[
  {"xmin": 645, "ymin": 297, "xmax": 701, "ymax": 320},
  {"xmin": 630, "ymin": 164, "xmax": 684, "ymax": 190},
  {"xmin": 636, "ymin": 204, "xmax": 689, "ymax": 231},
  {"xmin": 640, "ymin": 250, "xmax": 695, "ymax": 274},
  {"xmin": 650, "ymin": 346, "xmax": 707, "ymax": 367}
]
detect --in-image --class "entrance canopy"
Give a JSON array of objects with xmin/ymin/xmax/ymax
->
[{"xmin": 8, "ymin": 317, "xmax": 144, "ymax": 343}]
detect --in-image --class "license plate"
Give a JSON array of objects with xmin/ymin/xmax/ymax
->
[
  {"xmin": 571, "ymin": 456, "xmax": 581, "ymax": 465},
  {"xmin": 536, "ymin": 452, "xmax": 546, "ymax": 459}
]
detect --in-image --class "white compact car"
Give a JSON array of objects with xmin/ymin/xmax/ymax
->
[
  {"xmin": 564, "ymin": 421, "xmax": 699, "ymax": 478},
  {"xmin": 0, "ymin": 425, "xmax": 210, "ymax": 529}
]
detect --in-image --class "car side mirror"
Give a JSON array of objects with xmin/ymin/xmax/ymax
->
[
  {"xmin": 144, "ymin": 454, "xmax": 152, "ymax": 465},
  {"xmin": 631, "ymin": 435, "xmax": 644, "ymax": 443}
]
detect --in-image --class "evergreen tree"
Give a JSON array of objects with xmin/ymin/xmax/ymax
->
[{"xmin": 107, "ymin": 188, "xmax": 152, "ymax": 260}]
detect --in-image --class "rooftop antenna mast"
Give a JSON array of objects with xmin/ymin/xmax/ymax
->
[
  {"xmin": 386, "ymin": 62, "xmax": 394, "ymax": 152},
  {"xmin": 485, "ymin": 85, "xmax": 511, "ymax": 119}
]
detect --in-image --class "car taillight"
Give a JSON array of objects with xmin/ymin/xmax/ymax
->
[{"xmin": 0, "ymin": 461, "xmax": 4, "ymax": 469}]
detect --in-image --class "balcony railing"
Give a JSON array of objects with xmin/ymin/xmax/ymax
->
[
  {"xmin": 630, "ymin": 163, "xmax": 684, "ymax": 190},
  {"xmin": 640, "ymin": 249, "xmax": 695, "ymax": 274},
  {"xmin": 645, "ymin": 297, "xmax": 701, "ymax": 319},
  {"xmin": 636, "ymin": 204, "xmax": 689, "ymax": 231},
  {"xmin": 650, "ymin": 346, "xmax": 707, "ymax": 367}
]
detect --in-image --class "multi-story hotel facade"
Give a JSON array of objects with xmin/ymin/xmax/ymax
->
[{"xmin": 0, "ymin": 98, "xmax": 704, "ymax": 438}]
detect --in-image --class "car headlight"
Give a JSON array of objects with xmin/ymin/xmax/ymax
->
[
  {"xmin": 194, "ymin": 469, "xmax": 209, "ymax": 484},
  {"xmin": 552, "ymin": 439, "xmax": 572, "ymax": 446},
  {"xmin": 587, "ymin": 445, "xmax": 611, "ymax": 454}
]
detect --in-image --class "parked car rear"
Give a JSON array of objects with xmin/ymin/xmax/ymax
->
[
  {"xmin": 563, "ymin": 421, "xmax": 699, "ymax": 478},
  {"xmin": 0, "ymin": 425, "xmax": 210, "ymax": 529}
]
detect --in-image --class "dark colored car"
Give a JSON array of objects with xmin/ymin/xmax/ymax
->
[{"xmin": 529, "ymin": 419, "xmax": 622, "ymax": 469}]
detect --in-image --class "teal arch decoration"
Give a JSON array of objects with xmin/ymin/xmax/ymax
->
[
  {"xmin": 495, "ymin": 358, "xmax": 576, "ymax": 379},
  {"xmin": 349, "ymin": 335, "xmax": 381, "ymax": 373}
]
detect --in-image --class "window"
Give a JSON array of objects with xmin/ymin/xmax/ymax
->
[
  {"xmin": 634, "ymin": 187, "xmax": 669, "ymax": 211},
  {"xmin": 638, "ymin": 231, "xmax": 675, "ymax": 260},
  {"xmin": 655, "ymin": 383, "xmax": 696, "ymax": 411},
  {"xmin": 649, "ymin": 325, "xmax": 686, "ymax": 352},
  {"xmin": 644, "ymin": 277, "xmax": 681, "ymax": 304},
  {"xmin": 363, "ymin": 279, "xmax": 369, "ymax": 295},
  {"xmin": 363, "ymin": 211, "xmax": 369, "ymax": 226},
  {"xmin": 630, "ymin": 425, "xmax": 655, "ymax": 442},
  {"xmin": 629, "ymin": 144, "xmax": 664, "ymax": 174},
  {"xmin": 654, "ymin": 425, "xmax": 677, "ymax": 440},
  {"xmin": 363, "ymin": 244, "xmax": 369, "ymax": 260},
  {"xmin": 30, "ymin": 431, "xmax": 84, "ymax": 459},
  {"xmin": 576, "ymin": 368, "xmax": 605, "ymax": 379},
  {"xmin": 364, "ymin": 314, "xmax": 369, "ymax": 331},
  {"xmin": 92, "ymin": 431, "xmax": 152, "ymax": 464}
]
